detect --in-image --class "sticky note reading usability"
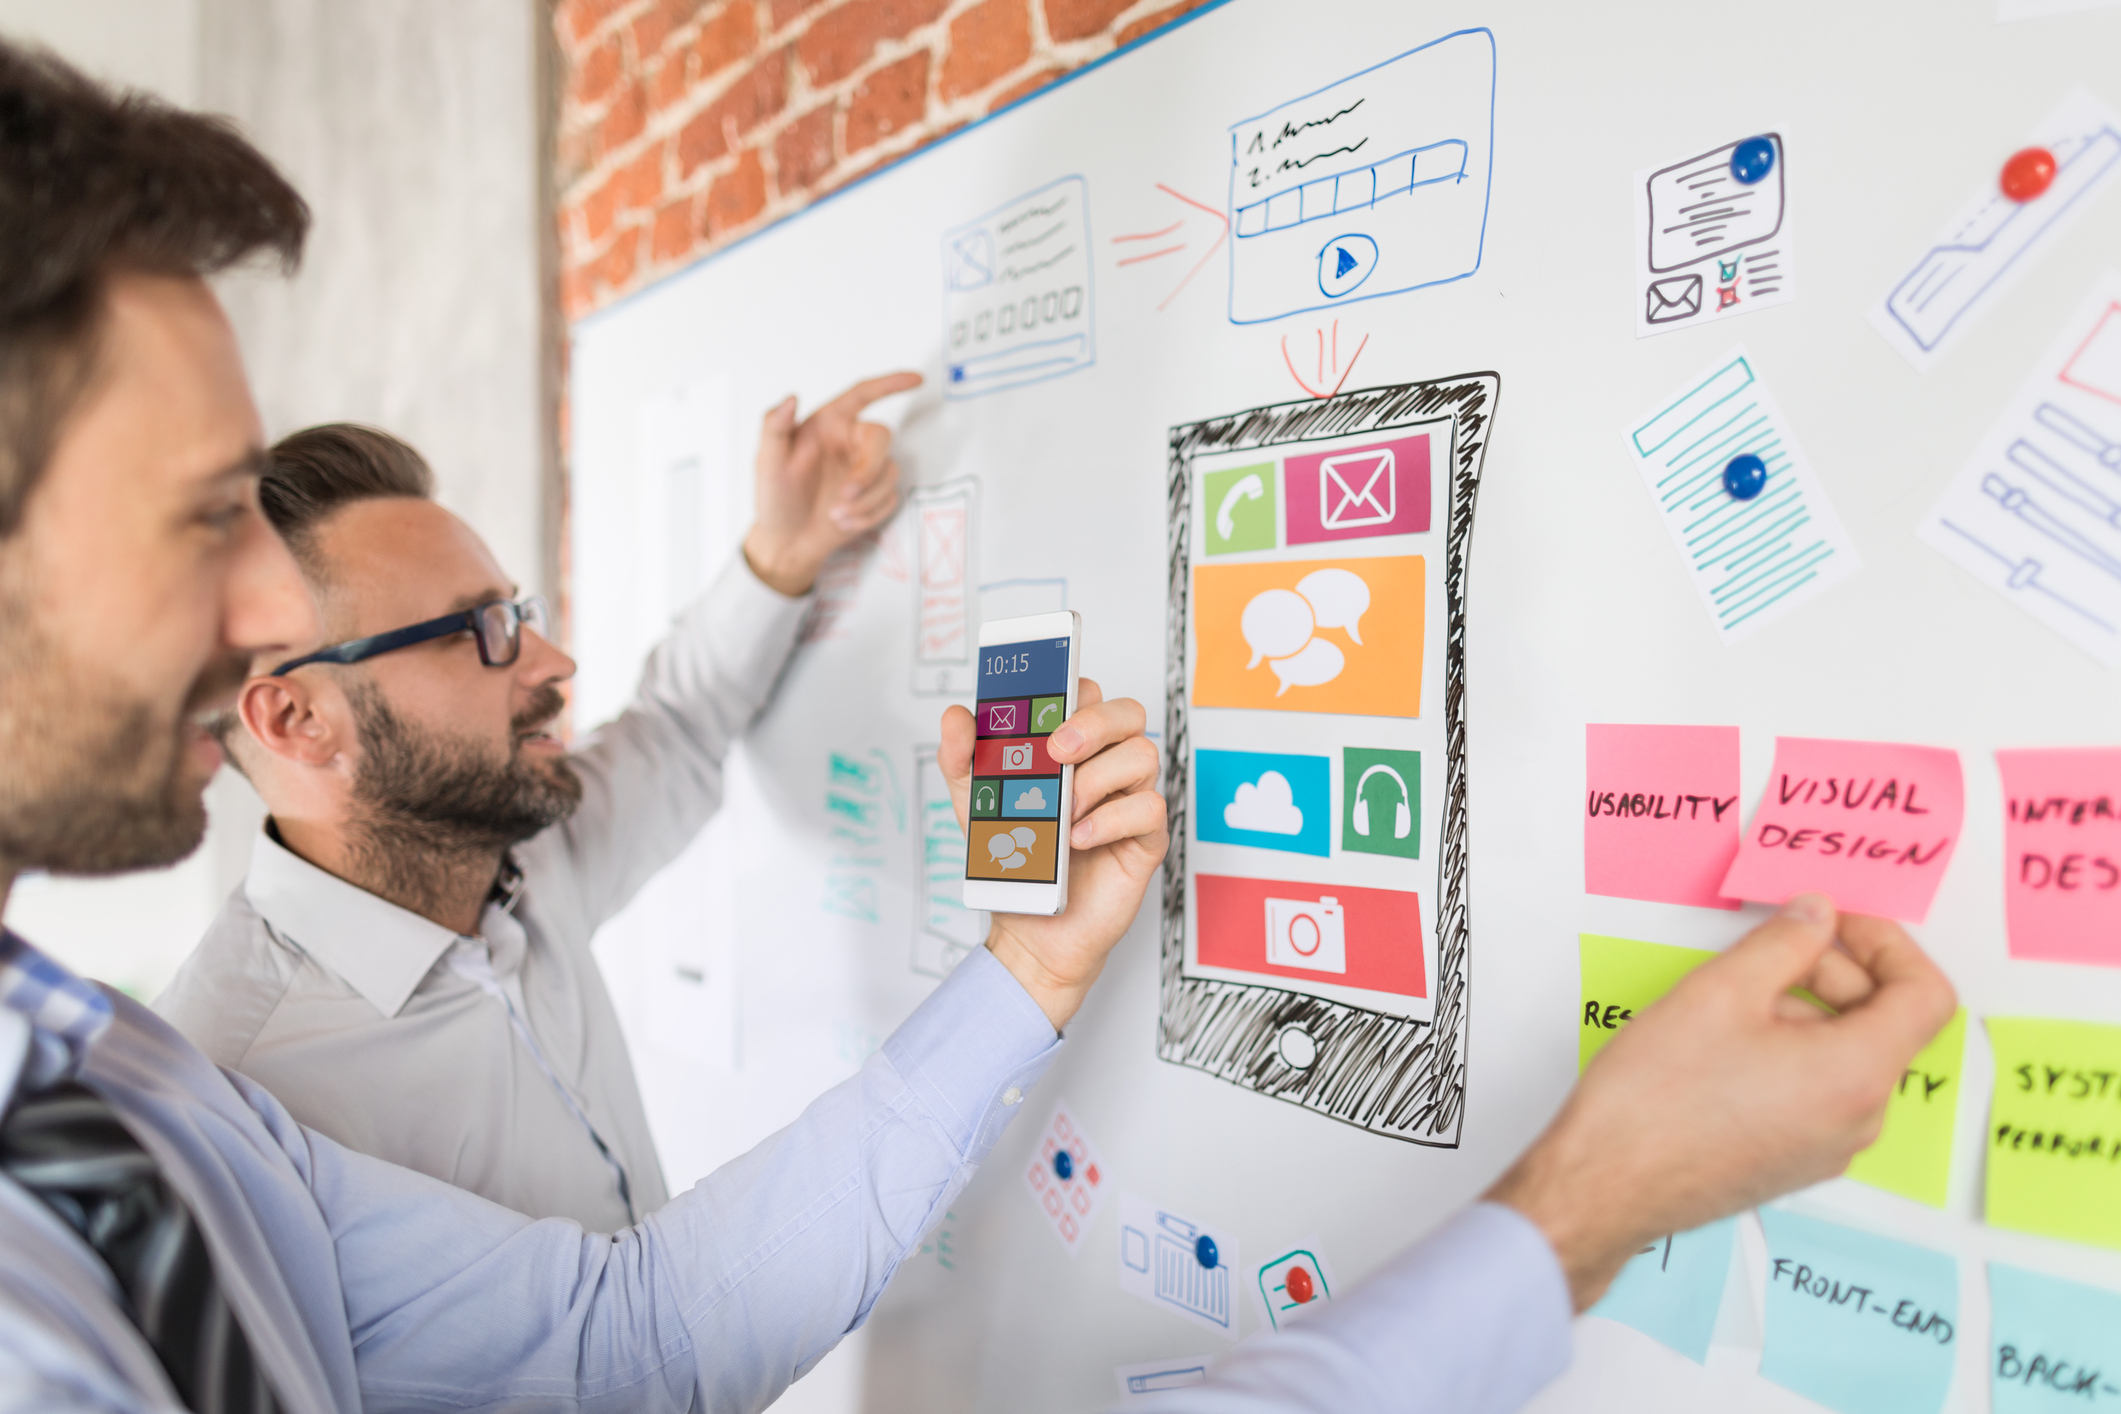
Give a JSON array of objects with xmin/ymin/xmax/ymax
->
[
  {"xmin": 1987, "ymin": 1017, "xmax": 2121, "ymax": 1252},
  {"xmin": 1719, "ymin": 738, "xmax": 1965, "ymax": 922},
  {"xmin": 1988, "ymin": 1262, "xmax": 2121, "ymax": 1414},
  {"xmin": 1584, "ymin": 724, "xmax": 1741, "ymax": 910},
  {"xmin": 1589, "ymin": 1218, "xmax": 1738, "ymax": 1364},
  {"xmin": 1843, "ymin": 1008, "xmax": 1967, "ymax": 1208},
  {"xmin": 1758, "ymin": 1209, "xmax": 1959, "ymax": 1414},
  {"xmin": 1579, "ymin": 934, "xmax": 1713, "ymax": 1071},
  {"xmin": 1997, "ymin": 748, "xmax": 2121, "ymax": 969}
]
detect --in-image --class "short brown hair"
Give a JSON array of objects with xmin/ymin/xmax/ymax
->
[
  {"xmin": 0, "ymin": 39, "xmax": 308, "ymax": 536},
  {"xmin": 262, "ymin": 423, "xmax": 435, "ymax": 575}
]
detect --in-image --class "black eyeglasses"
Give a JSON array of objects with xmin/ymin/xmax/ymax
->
[{"xmin": 270, "ymin": 596, "xmax": 551, "ymax": 677}]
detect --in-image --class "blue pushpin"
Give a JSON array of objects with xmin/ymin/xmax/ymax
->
[
  {"xmin": 1053, "ymin": 1150, "xmax": 1074, "ymax": 1181},
  {"xmin": 1194, "ymin": 1235, "xmax": 1219, "ymax": 1270},
  {"xmin": 1730, "ymin": 137, "xmax": 1775, "ymax": 186},
  {"xmin": 1723, "ymin": 453, "xmax": 1768, "ymax": 500}
]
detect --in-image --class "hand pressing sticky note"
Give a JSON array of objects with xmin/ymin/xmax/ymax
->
[
  {"xmin": 1719, "ymin": 738, "xmax": 1965, "ymax": 923},
  {"xmin": 1579, "ymin": 934, "xmax": 1713, "ymax": 1071},
  {"xmin": 1988, "ymin": 1263, "xmax": 2121, "ymax": 1414},
  {"xmin": 1844, "ymin": 1008, "xmax": 1967, "ymax": 1209},
  {"xmin": 1589, "ymin": 1218, "xmax": 1737, "ymax": 1364},
  {"xmin": 1997, "ymin": 748, "xmax": 2121, "ymax": 968},
  {"xmin": 1759, "ymin": 1209, "xmax": 1958, "ymax": 1414},
  {"xmin": 1986, "ymin": 1017, "xmax": 2121, "ymax": 1252},
  {"xmin": 1584, "ymin": 724, "xmax": 1742, "ymax": 910}
]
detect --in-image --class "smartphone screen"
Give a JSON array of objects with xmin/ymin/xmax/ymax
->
[{"xmin": 964, "ymin": 612, "xmax": 1078, "ymax": 912}]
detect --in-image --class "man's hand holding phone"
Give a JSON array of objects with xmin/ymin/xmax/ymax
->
[{"xmin": 939, "ymin": 676, "xmax": 1167, "ymax": 1032}]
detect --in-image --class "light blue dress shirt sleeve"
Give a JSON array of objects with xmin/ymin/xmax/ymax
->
[
  {"xmin": 320, "ymin": 944, "xmax": 1058, "ymax": 1413},
  {"xmin": 1127, "ymin": 1203, "xmax": 1574, "ymax": 1414}
]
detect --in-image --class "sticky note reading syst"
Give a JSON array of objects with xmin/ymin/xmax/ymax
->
[
  {"xmin": 1579, "ymin": 934, "xmax": 1713, "ymax": 1071},
  {"xmin": 1758, "ymin": 1209, "xmax": 1959, "ymax": 1414},
  {"xmin": 1989, "ymin": 1263, "xmax": 2121, "ymax": 1414},
  {"xmin": 1584, "ymin": 724, "xmax": 1742, "ymax": 910},
  {"xmin": 1844, "ymin": 1009, "xmax": 1967, "ymax": 1208},
  {"xmin": 1987, "ymin": 1017, "xmax": 2121, "ymax": 1251},
  {"xmin": 1997, "ymin": 749, "xmax": 2121, "ymax": 968},
  {"xmin": 1589, "ymin": 1218, "xmax": 1738, "ymax": 1364},
  {"xmin": 1719, "ymin": 738, "xmax": 1965, "ymax": 922}
]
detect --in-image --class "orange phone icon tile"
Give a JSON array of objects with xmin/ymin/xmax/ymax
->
[{"xmin": 1191, "ymin": 556, "xmax": 1423, "ymax": 717}]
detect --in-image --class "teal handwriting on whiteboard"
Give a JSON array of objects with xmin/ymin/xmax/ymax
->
[
  {"xmin": 1758, "ymin": 1208, "xmax": 1958, "ymax": 1414},
  {"xmin": 1989, "ymin": 1263, "xmax": 2121, "ymax": 1413},
  {"xmin": 1588, "ymin": 1217, "xmax": 1736, "ymax": 1364}
]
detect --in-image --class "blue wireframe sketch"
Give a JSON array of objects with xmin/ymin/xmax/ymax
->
[
  {"xmin": 1225, "ymin": 29, "xmax": 1494, "ymax": 324},
  {"xmin": 941, "ymin": 176, "xmax": 1095, "ymax": 398}
]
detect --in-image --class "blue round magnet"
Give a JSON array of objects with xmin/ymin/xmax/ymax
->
[
  {"xmin": 1053, "ymin": 1150, "xmax": 1074, "ymax": 1181},
  {"xmin": 1194, "ymin": 1235, "xmax": 1219, "ymax": 1269},
  {"xmin": 1723, "ymin": 453, "xmax": 1768, "ymax": 500},
  {"xmin": 1730, "ymin": 137, "xmax": 1776, "ymax": 186}
]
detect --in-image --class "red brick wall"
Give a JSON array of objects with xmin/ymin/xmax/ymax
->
[{"xmin": 553, "ymin": 0, "xmax": 1217, "ymax": 320}]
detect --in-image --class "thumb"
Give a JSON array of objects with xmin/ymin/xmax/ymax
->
[
  {"xmin": 1699, "ymin": 893, "xmax": 1839, "ymax": 1005},
  {"xmin": 939, "ymin": 705, "xmax": 975, "ymax": 832}
]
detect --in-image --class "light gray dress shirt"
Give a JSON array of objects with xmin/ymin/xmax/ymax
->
[{"xmin": 155, "ymin": 554, "xmax": 808, "ymax": 1230}]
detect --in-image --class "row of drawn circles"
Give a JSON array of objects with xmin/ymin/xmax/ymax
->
[{"xmin": 950, "ymin": 284, "xmax": 1086, "ymax": 348}]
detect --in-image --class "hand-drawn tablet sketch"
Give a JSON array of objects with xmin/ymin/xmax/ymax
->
[
  {"xmin": 1225, "ymin": 30, "xmax": 1495, "ymax": 325},
  {"xmin": 943, "ymin": 176, "xmax": 1096, "ymax": 397},
  {"xmin": 1162, "ymin": 373, "xmax": 1497, "ymax": 1145}
]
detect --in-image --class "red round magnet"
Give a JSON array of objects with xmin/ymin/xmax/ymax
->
[
  {"xmin": 2000, "ymin": 146, "xmax": 2058, "ymax": 202},
  {"xmin": 1284, "ymin": 1266, "xmax": 1315, "ymax": 1304}
]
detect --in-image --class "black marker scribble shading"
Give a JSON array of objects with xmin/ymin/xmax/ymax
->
[
  {"xmin": 1161, "ymin": 374, "xmax": 1498, "ymax": 1147},
  {"xmin": 1243, "ymin": 98, "xmax": 1367, "ymax": 156},
  {"xmin": 1002, "ymin": 245, "xmax": 1076, "ymax": 281},
  {"xmin": 1244, "ymin": 141, "xmax": 1371, "ymax": 191},
  {"xmin": 1000, "ymin": 221, "xmax": 1067, "ymax": 257},
  {"xmin": 997, "ymin": 196, "xmax": 1069, "ymax": 233}
]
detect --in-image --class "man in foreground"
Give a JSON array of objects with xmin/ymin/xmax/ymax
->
[{"xmin": 0, "ymin": 38, "xmax": 1954, "ymax": 1414}]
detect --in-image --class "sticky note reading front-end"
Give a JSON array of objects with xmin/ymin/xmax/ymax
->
[
  {"xmin": 1758, "ymin": 1209, "xmax": 1958, "ymax": 1414},
  {"xmin": 1844, "ymin": 1008, "xmax": 1967, "ymax": 1208},
  {"xmin": 1584, "ymin": 724, "xmax": 1742, "ymax": 909},
  {"xmin": 1719, "ymin": 738, "xmax": 1965, "ymax": 922},
  {"xmin": 1987, "ymin": 1017, "xmax": 2121, "ymax": 1251},
  {"xmin": 1589, "ymin": 1219, "xmax": 1738, "ymax": 1364},
  {"xmin": 1997, "ymin": 748, "xmax": 2121, "ymax": 968},
  {"xmin": 1579, "ymin": 934, "xmax": 1713, "ymax": 1071},
  {"xmin": 1988, "ymin": 1263, "xmax": 2121, "ymax": 1414}
]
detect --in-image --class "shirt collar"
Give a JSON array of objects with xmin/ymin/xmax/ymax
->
[{"xmin": 0, "ymin": 929, "xmax": 113, "ymax": 1091}]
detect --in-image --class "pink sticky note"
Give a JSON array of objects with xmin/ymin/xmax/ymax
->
[
  {"xmin": 1719, "ymin": 738, "xmax": 1964, "ymax": 922},
  {"xmin": 1585, "ymin": 724, "xmax": 1742, "ymax": 909},
  {"xmin": 1998, "ymin": 748, "xmax": 2121, "ymax": 967}
]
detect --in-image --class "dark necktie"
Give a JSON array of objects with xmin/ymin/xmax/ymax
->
[{"xmin": 0, "ymin": 1081, "xmax": 282, "ymax": 1414}]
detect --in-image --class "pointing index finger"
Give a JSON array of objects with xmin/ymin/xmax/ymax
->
[{"xmin": 820, "ymin": 371, "xmax": 923, "ymax": 420}]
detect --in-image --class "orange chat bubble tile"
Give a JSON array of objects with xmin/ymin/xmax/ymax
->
[{"xmin": 1191, "ymin": 556, "xmax": 1424, "ymax": 717}]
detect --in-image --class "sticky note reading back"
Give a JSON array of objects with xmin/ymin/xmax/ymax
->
[
  {"xmin": 1988, "ymin": 1263, "xmax": 2121, "ymax": 1414},
  {"xmin": 1589, "ymin": 1219, "xmax": 1737, "ymax": 1364},
  {"xmin": 1759, "ymin": 1209, "xmax": 1959, "ymax": 1414},
  {"xmin": 1719, "ymin": 737, "xmax": 1965, "ymax": 922},
  {"xmin": 1585, "ymin": 724, "xmax": 1742, "ymax": 909},
  {"xmin": 1844, "ymin": 1009, "xmax": 1967, "ymax": 1208},
  {"xmin": 1987, "ymin": 1017, "xmax": 2121, "ymax": 1251},
  {"xmin": 1998, "ymin": 748, "xmax": 2121, "ymax": 968},
  {"xmin": 1579, "ymin": 934, "xmax": 1713, "ymax": 1071}
]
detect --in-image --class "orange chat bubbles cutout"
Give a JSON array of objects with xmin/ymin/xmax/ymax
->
[{"xmin": 1191, "ymin": 556, "xmax": 1424, "ymax": 717}]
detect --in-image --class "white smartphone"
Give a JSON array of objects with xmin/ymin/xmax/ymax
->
[{"xmin": 963, "ymin": 610, "xmax": 1081, "ymax": 916}]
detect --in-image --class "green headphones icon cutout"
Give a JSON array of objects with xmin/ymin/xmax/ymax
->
[{"xmin": 975, "ymin": 783, "xmax": 999, "ymax": 812}]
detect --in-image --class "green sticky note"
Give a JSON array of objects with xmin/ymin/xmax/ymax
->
[
  {"xmin": 1987, "ymin": 1017, "xmax": 2121, "ymax": 1251},
  {"xmin": 1202, "ymin": 462, "xmax": 1276, "ymax": 555},
  {"xmin": 1579, "ymin": 934, "xmax": 1714, "ymax": 1072},
  {"xmin": 1342, "ymin": 748, "xmax": 1420, "ymax": 860},
  {"xmin": 1844, "ymin": 1008, "xmax": 1965, "ymax": 1208}
]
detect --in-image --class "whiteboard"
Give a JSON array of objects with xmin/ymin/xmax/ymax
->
[{"xmin": 568, "ymin": 2, "xmax": 2121, "ymax": 1410}]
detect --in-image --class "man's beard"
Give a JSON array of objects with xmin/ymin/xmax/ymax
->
[
  {"xmin": 343, "ymin": 680, "xmax": 583, "ymax": 874},
  {"xmin": 0, "ymin": 575, "xmax": 238, "ymax": 876}
]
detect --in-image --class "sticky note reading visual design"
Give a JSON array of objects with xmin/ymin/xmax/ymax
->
[
  {"xmin": 1988, "ymin": 1263, "xmax": 2121, "ymax": 1414},
  {"xmin": 1844, "ymin": 1009, "xmax": 1967, "ymax": 1208},
  {"xmin": 1987, "ymin": 1017, "xmax": 2121, "ymax": 1251},
  {"xmin": 1579, "ymin": 934, "xmax": 1713, "ymax": 1071},
  {"xmin": 1584, "ymin": 724, "xmax": 1742, "ymax": 910},
  {"xmin": 1589, "ymin": 1219, "xmax": 1738, "ymax": 1364},
  {"xmin": 1719, "ymin": 738, "xmax": 1965, "ymax": 923},
  {"xmin": 1997, "ymin": 748, "xmax": 2121, "ymax": 968},
  {"xmin": 1758, "ymin": 1209, "xmax": 1959, "ymax": 1414}
]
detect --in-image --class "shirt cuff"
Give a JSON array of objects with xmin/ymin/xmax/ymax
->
[{"xmin": 880, "ymin": 946, "xmax": 1061, "ymax": 1163}]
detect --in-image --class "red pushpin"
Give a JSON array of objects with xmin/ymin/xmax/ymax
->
[{"xmin": 2000, "ymin": 146, "xmax": 2058, "ymax": 202}]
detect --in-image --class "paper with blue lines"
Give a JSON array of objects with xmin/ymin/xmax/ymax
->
[{"xmin": 1624, "ymin": 348, "xmax": 1860, "ymax": 643}]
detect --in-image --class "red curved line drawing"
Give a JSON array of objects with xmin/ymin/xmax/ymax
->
[
  {"xmin": 1280, "ymin": 320, "xmax": 1370, "ymax": 400},
  {"xmin": 1111, "ymin": 220, "xmax": 1184, "ymax": 243},
  {"xmin": 1117, "ymin": 244, "xmax": 1186, "ymax": 267},
  {"xmin": 1152, "ymin": 183, "xmax": 1228, "ymax": 312}
]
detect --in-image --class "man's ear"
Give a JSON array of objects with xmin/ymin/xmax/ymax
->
[{"xmin": 236, "ymin": 673, "xmax": 342, "ymax": 768}]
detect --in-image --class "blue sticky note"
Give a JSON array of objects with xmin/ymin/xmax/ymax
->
[
  {"xmin": 1989, "ymin": 1263, "xmax": 2121, "ymax": 1412},
  {"xmin": 1759, "ymin": 1209, "xmax": 1959, "ymax": 1414},
  {"xmin": 1194, "ymin": 750, "xmax": 1330, "ymax": 857},
  {"xmin": 1590, "ymin": 1218, "xmax": 1736, "ymax": 1363}
]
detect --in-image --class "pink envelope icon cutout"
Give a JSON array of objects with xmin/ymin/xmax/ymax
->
[
  {"xmin": 986, "ymin": 703, "xmax": 1017, "ymax": 732},
  {"xmin": 1320, "ymin": 449, "xmax": 1395, "ymax": 530}
]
